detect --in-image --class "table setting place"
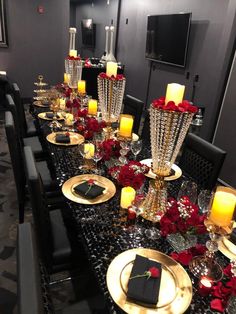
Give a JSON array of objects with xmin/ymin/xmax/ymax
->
[{"xmin": 29, "ymin": 60, "xmax": 236, "ymax": 314}]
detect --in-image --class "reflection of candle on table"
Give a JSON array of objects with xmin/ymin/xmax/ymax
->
[
  {"xmin": 209, "ymin": 187, "xmax": 236, "ymax": 227},
  {"xmin": 78, "ymin": 80, "xmax": 86, "ymax": 94},
  {"xmin": 88, "ymin": 99, "xmax": 98, "ymax": 116},
  {"xmin": 69, "ymin": 49, "xmax": 77, "ymax": 57},
  {"xmin": 119, "ymin": 114, "xmax": 134, "ymax": 138},
  {"xmin": 165, "ymin": 83, "xmax": 185, "ymax": 105},
  {"xmin": 106, "ymin": 61, "xmax": 118, "ymax": 77},
  {"xmin": 120, "ymin": 187, "xmax": 136, "ymax": 209},
  {"xmin": 84, "ymin": 143, "xmax": 95, "ymax": 159},
  {"xmin": 64, "ymin": 73, "xmax": 70, "ymax": 84},
  {"xmin": 198, "ymin": 276, "xmax": 213, "ymax": 296}
]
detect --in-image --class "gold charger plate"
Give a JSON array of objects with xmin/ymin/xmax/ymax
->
[
  {"xmin": 140, "ymin": 158, "xmax": 182, "ymax": 181},
  {"xmin": 46, "ymin": 132, "xmax": 84, "ymax": 146},
  {"xmin": 106, "ymin": 248, "xmax": 192, "ymax": 314},
  {"xmin": 62, "ymin": 174, "xmax": 116, "ymax": 205},
  {"xmin": 38, "ymin": 112, "xmax": 64, "ymax": 121},
  {"xmin": 33, "ymin": 100, "xmax": 49, "ymax": 107}
]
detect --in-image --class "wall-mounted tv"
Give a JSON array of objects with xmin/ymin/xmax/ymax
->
[
  {"xmin": 81, "ymin": 19, "xmax": 96, "ymax": 48},
  {"xmin": 145, "ymin": 13, "xmax": 192, "ymax": 68}
]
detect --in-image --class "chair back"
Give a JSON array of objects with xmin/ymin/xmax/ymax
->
[
  {"xmin": 6, "ymin": 94, "xmax": 24, "ymax": 141},
  {"xmin": 123, "ymin": 95, "xmax": 144, "ymax": 134},
  {"xmin": 179, "ymin": 133, "xmax": 227, "ymax": 190},
  {"xmin": 5, "ymin": 111, "xmax": 25, "ymax": 223},
  {"xmin": 12, "ymin": 83, "xmax": 27, "ymax": 137},
  {"xmin": 23, "ymin": 146, "xmax": 54, "ymax": 269},
  {"xmin": 17, "ymin": 222, "xmax": 45, "ymax": 314},
  {"xmin": 141, "ymin": 109, "xmax": 150, "ymax": 144}
]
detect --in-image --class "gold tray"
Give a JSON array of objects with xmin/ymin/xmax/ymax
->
[
  {"xmin": 33, "ymin": 100, "xmax": 49, "ymax": 107},
  {"xmin": 62, "ymin": 174, "xmax": 116, "ymax": 205},
  {"xmin": 140, "ymin": 158, "xmax": 182, "ymax": 181},
  {"xmin": 106, "ymin": 248, "xmax": 192, "ymax": 314},
  {"xmin": 38, "ymin": 112, "xmax": 64, "ymax": 121},
  {"xmin": 46, "ymin": 132, "xmax": 84, "ymax": 146}
]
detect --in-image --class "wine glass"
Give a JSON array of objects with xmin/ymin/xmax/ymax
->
[
  {"xmin": 119, "ymin": 141, "xmax": 130, "ymax": 165},
  {"xmin": 177, "ymin": 180, "xmax": 198, "ymax": 204},
  {"xmin": 78, "ymin": 141, "xmax": 91, "ymax": 172},
  {"xmin": 92, "ymin": 146, "xmax": 103, "ymax": 174},
  {"xmin": 198, "ymin": 189, "xmax": 213, "ymax": 214},
  {"xmin": 130, "ymin": 139, "xmax": 142, "ymax": 160}
]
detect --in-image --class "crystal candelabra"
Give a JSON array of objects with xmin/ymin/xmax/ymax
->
[
  {"xmin": 97, "ymin": 73, "xmax": 126, "ymax": 139},
  {"xmin": 141, "ymin": 99, "xmax": 196, "ymax": 222},
  {"xmin": 100, "ymin": 26, "xmax": 110, "ymax": 63},
  {"xmin": 189, "ymin": 186, "xmax": 236, "ymax": 281},
  {"xmin": 106, "ymin": 26, "xmax": 116, "ymax": 62}
]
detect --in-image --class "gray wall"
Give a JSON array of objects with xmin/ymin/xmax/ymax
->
[
  {"xmin": 0, "ymin": 0, "xmax": 70, "ymax": 98},
  {"xmin": 117, "ymin": 0, "xmax": 236, "ymax": 141},
  {"xmin": 74, "ymin": 0, "xmax": 119, "ymax": 58}
]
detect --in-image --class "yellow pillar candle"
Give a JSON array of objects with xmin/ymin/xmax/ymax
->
[
  {"xmin": 78, "ymin": 80, "xmax": 86, "ymax": 94},
  {"xmin": 119, "ymin": 114, "xmax": 134, "ymax": 138},
  {"xmin": 64, "ymin": 73, "xmax": 70, "ymax": 84},
  {"xmin": 106, "ymin": 61, "xmax": 118, "ymax": 77},
  {"xmin": 209, "ymin": 187, "xmax": 236, "ymax": 227},
  {"xmin": 165, "ymin": 83, "xmax": 185, "ymax": 105},
  {"xmin": 88, "ymin": 99, "xmax": 98, "ymax": 116},
  {"xmin": 120, "ymin": 186, "xmax": 136, "ymax": 209},
  {"xmin": 69, "ymin": 49, "xmax": 77, "ymax": 57},
  {"xmin": 84, "ymin": 143, "xmax": 95, "ymax": 159},
  {"xmin": 65, "ymin": 113, "xmax": 74, "ymax": 126},
  {"xmin": 59, "ymin": 98, "xmax": 66, "ymax": 110}
]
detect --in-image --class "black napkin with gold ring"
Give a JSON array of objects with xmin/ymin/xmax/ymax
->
[
  {"xmin": 74, "ymin": 181, "xmax": 105, "ymax": 199},
  {"xmin": 55, "ymin": 134, "xmax": 70, "ymax": 143}
]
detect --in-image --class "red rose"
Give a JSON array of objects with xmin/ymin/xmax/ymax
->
[
  {"xmin": 99, "ymin": 72, "xmax": 107, "ymax": 79},
  {"xmin": 148, "ymin": 267, "xmax": 160, "ymax": 278},
  {"xmin": 87, "ymin": 179, "xmax": 95, "ymax": 185}
]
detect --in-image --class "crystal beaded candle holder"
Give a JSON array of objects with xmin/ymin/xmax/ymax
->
[
  {"xmin": 97, "ymin": 75, "xmax": 126, "ymax": 129},
  {"xmin": 141, "ymin": 106, "xmax": 194, "ymax": 222},
  {"xmin": 65, "ymin": 59, "xmax": 83, "ymax": 89}
]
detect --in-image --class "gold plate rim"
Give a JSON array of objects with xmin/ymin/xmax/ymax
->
[
  {"xmin": 62, "ymin": 174, "xmax": 116, "ymax": 204},
  {"xmin": 106, "ymin": 248, "xmax": 192, "ymax": 314},
  {"xmin": 38, "ymin": 112, "xmax": 64, "ymax": 121},
  {"xmin": 140, "ymin": 158, "xmax": 182, "ymax": 181},
  {"xmin": 46, "ymin": 132, "xmax": 84, "ymax": 146},
  {"xmin": 33, "ymin": 100, "xmax": 49, "ymax": 107},
  {"xmin": 219, "ymin": 237, "xmax": 236, "ymax": 260}
]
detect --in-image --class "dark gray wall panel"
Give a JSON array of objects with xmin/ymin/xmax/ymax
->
[
  {"xmin": 117, "ymin": 0, "xmax": 236, "ymax": 140},
  {"xmin": 74, "ymin": 0, "xmax": 119, "ymax": 59},
  {"xmin": 0, "ymin": 0, "xmax": 70, "ymax": 97}
]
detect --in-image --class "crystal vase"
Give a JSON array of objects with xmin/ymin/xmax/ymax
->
[
  {"xmin": 97, "ymin": 75, "xmax": 126, "ymax": 137},
  {"xmin": 141, "ymin": 106, "xmax": 194, "ymax": 222},
  {"xmin": 65, "ymin": 59, "xmax": 83, "ymax": 89}
]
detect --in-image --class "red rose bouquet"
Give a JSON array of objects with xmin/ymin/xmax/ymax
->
[
  {"xmin": 109, "ymin": 160, "xmax": 149, "ymax": 189},
  {"xmin": 100, "ymin": 139, "xmax": 121, "ymax": 161},
  {"xmin": 160, "ymin": 197, "xmax": 207, "ymax": 237},
  {"xmin": 152, "ymin": 96, "xmax": 198, "ymax": 113}
]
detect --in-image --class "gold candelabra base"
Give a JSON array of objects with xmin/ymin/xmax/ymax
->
[{"xmin": 141, "ymin": 176, "xmax": 167, "ymax": 222}]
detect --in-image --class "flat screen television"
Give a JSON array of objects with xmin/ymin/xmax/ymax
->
[
  {"xmin": 145, "ymin": 13, "xmax": 192, "ymax": 68},
  {"xmin": 81, "ymin": 19, "xmax": 96, "ymax": 48}
]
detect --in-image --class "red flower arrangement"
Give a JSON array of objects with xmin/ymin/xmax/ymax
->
[
  {"xmin": 55, "ymin": 83, "xmax": 72, "ymax": 98},
  {"xmin": 98, "ymin": 72, "xmax": 125, "ymax": 81},
  {"xmin": 67, "ymin": 55, "xmax": 81, "ymax": 61},
  {"xmin": 109, "ymin": 160, "xmax": 149, "ymax": 190},
  {"xmin": 160, "ymin": 197, "xmax": 207, "ymax": 237},
  {"xmin": 66, "ymin": 98, "xmax": 81, "ymax": 109},
  {"xmin": 170, "ymin": 244, "xmax": 207, "ymax": 266},
  {"xmin": 75, "ymin": 116, "xmax": 106, "ymax": 140},
  {"xmin": 100, "ymin": 139, "xmax": 121, "ymax": 161},
  {"xmin": 152, "ymin": 96, "xmax": 198, "ymax": 113}
]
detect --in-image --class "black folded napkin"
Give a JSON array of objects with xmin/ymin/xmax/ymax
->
[
  {"xmin": 73, "ymin": 181, "xmax": 105, "ymax": 199},
  {"xmin": 127, "ymin": 254, "xmax": 162, "ymax": 306},
  {"xmin": 229, "ymin": 228, "xmax": 236, "ymax": 245},
  {"xmin": 55, "ymin": 134, "xmax": 70, "ymax": 143},
  {"xmin": 46, "ymin": 112, "xmax": 59, "ymax": 119}
]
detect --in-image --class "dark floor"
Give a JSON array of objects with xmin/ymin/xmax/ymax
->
[{"xmin": 0, "ymin": 110, "xmax": 108, "ymax": 314}]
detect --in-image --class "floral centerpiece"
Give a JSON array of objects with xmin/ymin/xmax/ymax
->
[
  {"xmin": 109, "ymin": 160, "xmax": 149, "ymax": 190},
  {"xmin": 160, "ymin": 197, "xmax": 207, "ymax": 237},
  {"xmin": 100, "ymin": 139, "xmax": 121, "ymax": 161}
]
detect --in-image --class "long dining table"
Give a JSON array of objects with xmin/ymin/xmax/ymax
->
[{"xmin": 31, "ymin": 104, "xmax": 229, "ymax": 314}]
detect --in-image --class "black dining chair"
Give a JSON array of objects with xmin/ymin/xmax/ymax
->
[
  {"xmin": 6, "ymin": 94, "xmax": 45, "ymax": 159},
  {"xmin": 12, "ymin": 83, "xmax": 38, "ymax": 137},
  {"xmin": 5, "ymin": 111, "xmax": 61, "ymax": 223},
  {"xmin": 168, "ymin": 133, "xmax": 227, "ymax": 198},
  {"xmin": 122, "ymin": 94, "xmax": 144, "ymax": 135},
  {"xmin": 17, "ymin": 222, "xmax": 54, "ymax": 314},
  {"xmin": 140, "ymin": 109, "xmax": 150, "ymax": 145},
  {"xmin": 23, "ymin": 146, "xmax": 72, "ymax": 273}
]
